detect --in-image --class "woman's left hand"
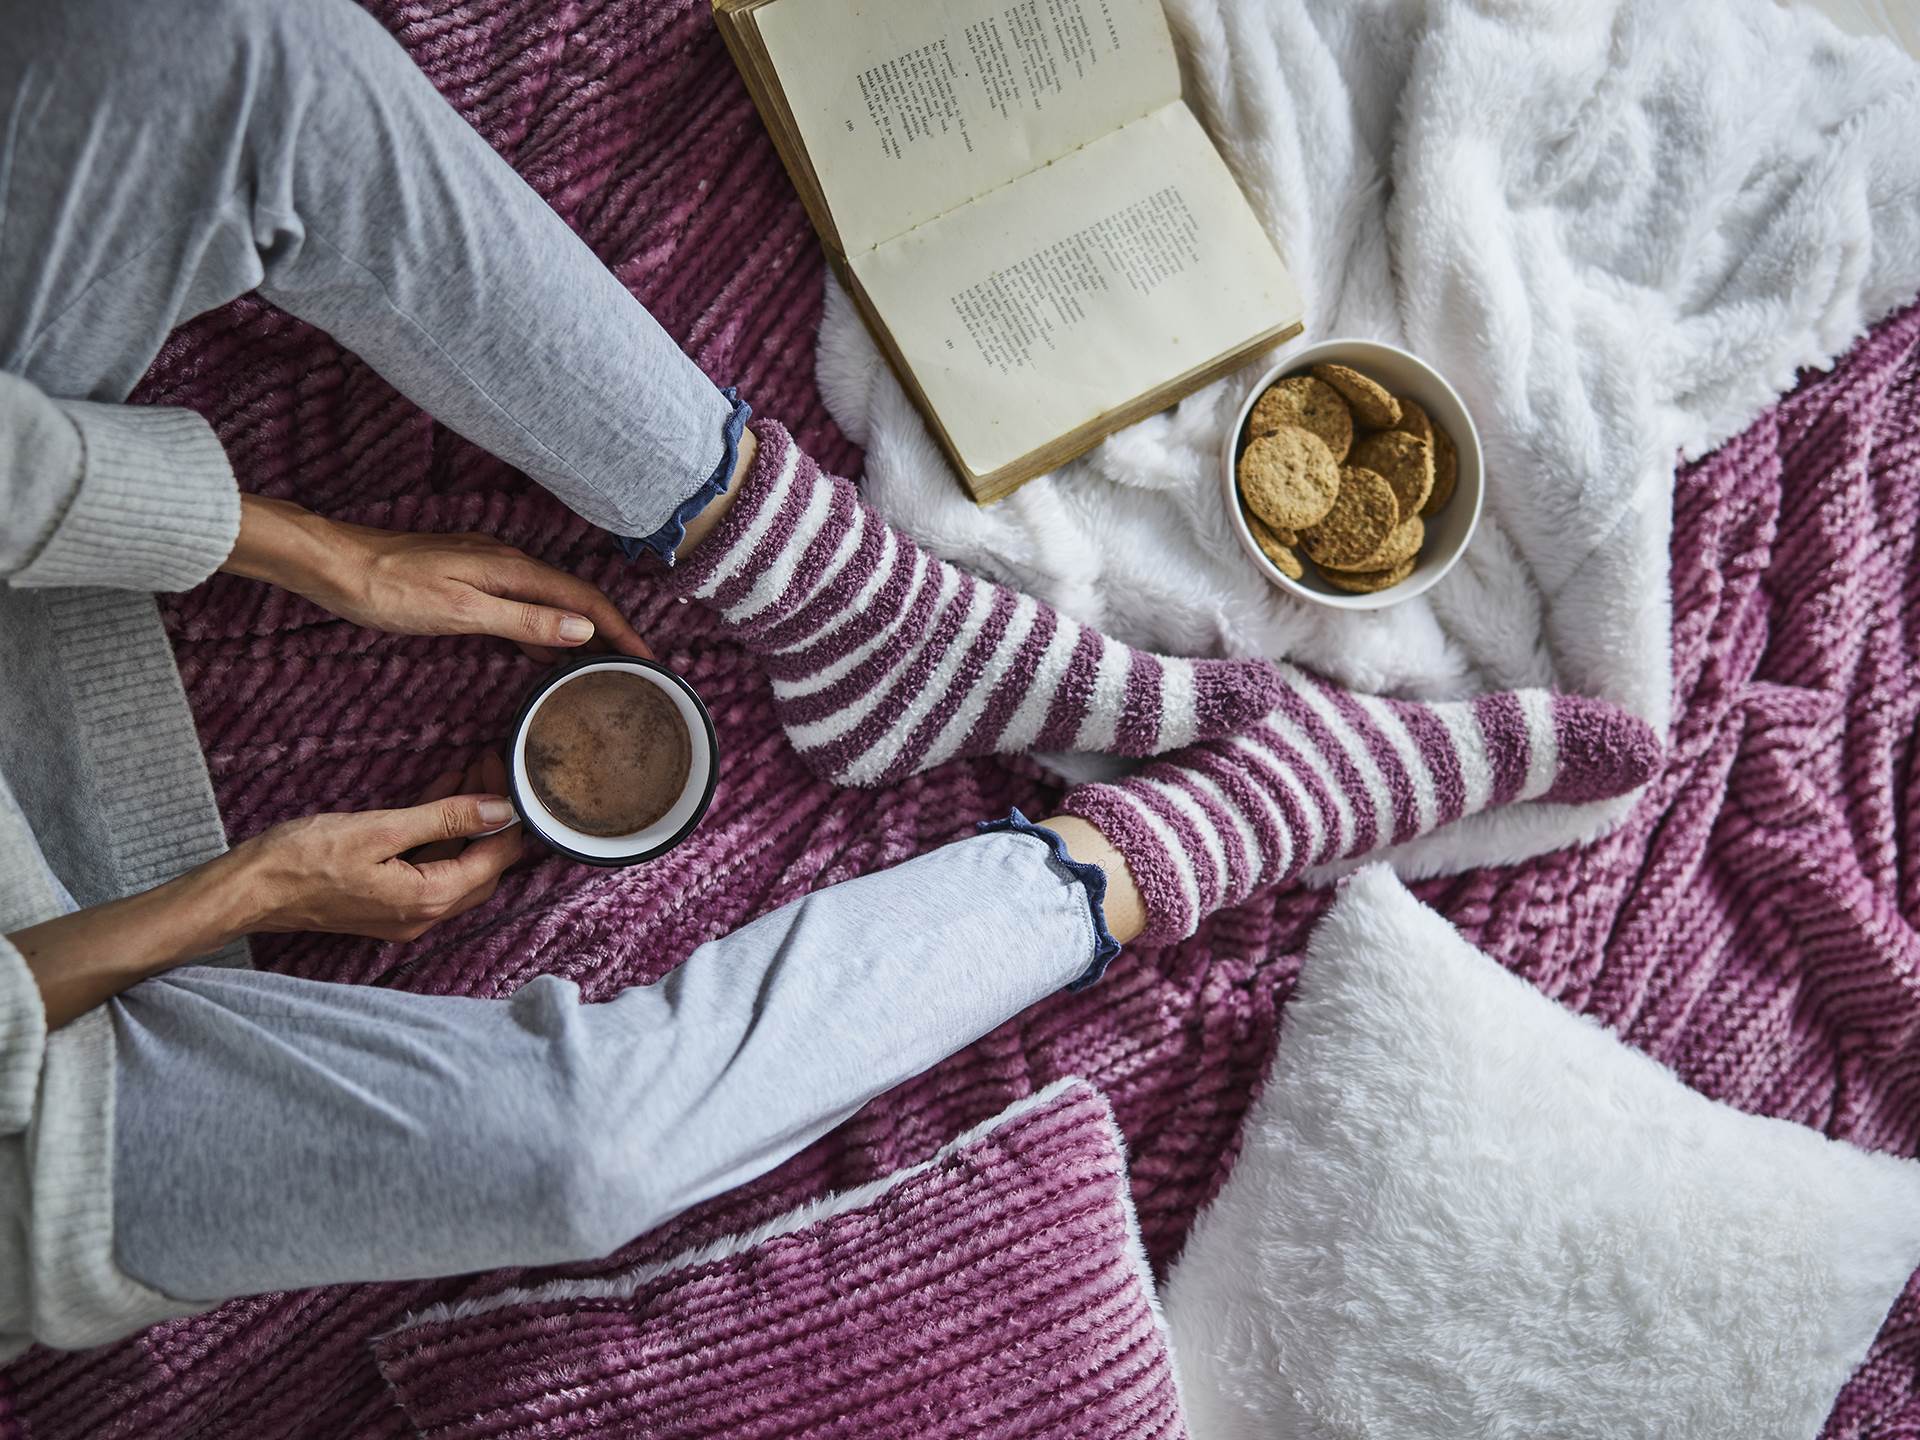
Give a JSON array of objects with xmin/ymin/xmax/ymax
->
[{"xmin": 224, "ymin": 495, "xmax": 652, "ymax": 662}]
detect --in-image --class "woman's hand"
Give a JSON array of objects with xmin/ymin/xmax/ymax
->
[
  {"xmin": 228, "ymin": 756, "xmax": 525, "ymax": 943},
  {"xmin": 8, "ymin": 756, "xmax": 525, "ymax": 1028},
  {"xmin": 224, "ymin": 494, "xmax": 651, "ymax": 662}
]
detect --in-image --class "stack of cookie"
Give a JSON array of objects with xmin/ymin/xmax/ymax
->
[{"xmin": 1235, "ymin": 364, "xmax": 1459, "ymax": 594}]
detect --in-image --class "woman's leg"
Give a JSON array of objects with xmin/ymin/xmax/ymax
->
[
  {"xmin": 108, "ymin": 645, "xmax": 1659, "ymax": 1306},
  {"xmin": 108, "ymin": 819, "xmax": 1117, "ymax": 1303},
  {"xmin": 107, "ymin": 644, "xmax": 1660, "ymax": 1308},
  {"xmin": 0, "ymin": 0, "xmax": 735, "ymax": 552}
]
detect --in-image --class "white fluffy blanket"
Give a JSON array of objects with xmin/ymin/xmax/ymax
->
[{"xmin": 815, "ymin": 0, "xmax": 1920, "ymax": 872}]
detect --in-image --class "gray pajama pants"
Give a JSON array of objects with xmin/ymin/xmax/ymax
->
[{"xmin": 0, "ymin": 0, "xmax": 1108, "ymax": 1303}]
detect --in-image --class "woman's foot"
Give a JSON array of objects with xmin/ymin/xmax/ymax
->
[
  {"xmin": 1056, "ymin": 667, "xmax": 1662, "ymax": 943},
  {"xmin": 666, "ymin": 420, "xmax": 1283, "ymax": 786}
]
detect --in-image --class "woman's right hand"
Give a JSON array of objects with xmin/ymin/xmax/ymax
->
[{"xmin": 229, "ymin": 754, "xmax": 523, "ymax": 943}]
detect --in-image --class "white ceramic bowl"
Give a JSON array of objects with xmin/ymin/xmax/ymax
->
[
  {"xmin": 507, "ymin": 657, "xmax": 718, "ymax": 867},
  {"xmin": 1222, "ymin": 337, "xmax": 1484, "ymax": 610}
]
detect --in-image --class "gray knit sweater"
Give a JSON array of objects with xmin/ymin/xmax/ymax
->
[{"xmin": 0, "ymin": 370, "xmax": 248, "ymax": 1357}]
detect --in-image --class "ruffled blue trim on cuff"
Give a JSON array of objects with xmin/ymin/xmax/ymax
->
[
  {"xmin": 618, "ymin": 386, "xmax": 753, "ymax": 566},
  {"xmin": 978, "ymin": 807, "xmax": 1124, "ymax": 991}
]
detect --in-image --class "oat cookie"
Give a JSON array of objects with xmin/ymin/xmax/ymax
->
[
  {"xmin": 1422, "ymin": 424, "xmax": 1458, "ymax": 517},
  {"xmin": 1327, "ymin": 513, "xmax": 1423, "ymax": 574},
  {"xmin": 1246, "ymin": 513, "xmax": 1305, "ymax": 578},
  {"xmin": 1302, "ymin": 465, "xmax": 1398, "ymax": 569},
  {"xmin": 1245, "ymin": 511, "xmax": 1285, "ymax": 548},
  {"xmin": 1249, "ymin": 376, "xmax": 1353, "ymax": 462},
  {"xmin": 1237, "ymin": 427, "xmax": 1340, "ymax": 530},
  {"xmin": 1391, "ymin": 396, "xmax": 1434, "ymax": 448},
  {"xmin": 1311, "ymin": 363, "xmax": 1402, "ymax": 429},
  {"xmin": 1351, "ymin": 430, "xmax": 1433, "ymax": 518},
  {"xmin": 1323, "ymin": 555, "xmax": 1417, "ymax": 594},
  {"xmin": 1247, "ymin": 513, "xmax": 1300, "ymax": 547}
]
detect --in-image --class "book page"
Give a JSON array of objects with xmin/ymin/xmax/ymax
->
[
  {"xmin": 850, "ymin": 102, "xmax": 1300, "ymax": 478},
  {"xmin": 755, "ymin": 0, "xmax": 1180, "ymax": 253}
]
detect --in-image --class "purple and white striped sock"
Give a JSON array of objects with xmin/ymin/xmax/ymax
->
[
  {"xmin": 667, "ymin": 420, "xmax": 1282, "ymax": 787},
  {"xmin": 1059, "ymin": 663, "xmax": 1662, "ymax": 943}
]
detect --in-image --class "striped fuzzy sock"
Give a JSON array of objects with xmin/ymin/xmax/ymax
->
[
  {"xmin": 667, "ymin": 420, "xmax": 1283, "ymax": 787},
  {"xmin": 1059, "ymin": 664, "xmax": 1662, "ymax": 943}
]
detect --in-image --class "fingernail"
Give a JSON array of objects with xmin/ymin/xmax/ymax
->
[
  {"xmin": 558, "ymin": 615, "xmax": 594, "ymax": 642},
  {"xmin": 477, "ymin": 799, "xmax": 516, "ymax": 825}
]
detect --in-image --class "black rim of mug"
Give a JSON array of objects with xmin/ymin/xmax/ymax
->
[{"xmin": 506, "ymin": 655, "xmax": 720, "ymax": 868}]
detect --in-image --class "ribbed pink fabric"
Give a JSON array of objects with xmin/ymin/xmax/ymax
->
[
  {"xmin": 370, "ymin": 1082, "xmax": 1185, "ymax": 1440},
  {"xmin": 2, "ymin": 5, "xmax": 1915, "ymax": 1438},
  {"xmin": 665, "ymin": 418, "xmax": 1281, "ymax": 785}
]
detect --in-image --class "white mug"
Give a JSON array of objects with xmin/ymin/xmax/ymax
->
[{"xmin": 506, "ymin": 657, "xmax": 718, "ymax": 866}]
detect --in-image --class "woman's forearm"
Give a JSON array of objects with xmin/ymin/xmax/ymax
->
[
  {"xmin": 10, "ymin": 783, "xmax": 527, "ymax": 1031},
  {"xmin": 6, "ymin": 852, "xmax": 258, "ymax": 1029}
]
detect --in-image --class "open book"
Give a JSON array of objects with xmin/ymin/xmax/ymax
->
[{"xmin": 714, "ymin": 0, "xmax": 1304, "ymax": 502}]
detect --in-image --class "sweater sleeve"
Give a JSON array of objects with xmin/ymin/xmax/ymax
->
[
  {"xmin": 0, "ymin": 371, "xmax": 241, "ymax": 593},
  {"xmin": 0, "ymin": 936, "xmax": 46, "ymax": 1137}
]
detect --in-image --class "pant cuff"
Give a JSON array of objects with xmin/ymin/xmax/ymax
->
[
  {"xmin": 977, "ymin": 808, "xmax": 1123, "ymax": 991},
  {"xmin": 618, "ymin": 386, "xmax": 753, "ymax": 566}
]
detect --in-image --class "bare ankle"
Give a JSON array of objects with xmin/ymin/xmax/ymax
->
[
  {"xmin": 1038, "ymin": 815, "xmax": 1147, "ymax": 945},
  {"xmin": 674, "ymin": 426, "xmax": 757, "ymax": 560}
]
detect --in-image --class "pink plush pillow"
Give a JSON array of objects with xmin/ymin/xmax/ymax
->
[{"xmin": 373, "ymin": 1080, "xmax": 1185, "ymax": 1439}]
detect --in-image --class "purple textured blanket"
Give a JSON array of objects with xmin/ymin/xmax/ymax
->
[{"xmin": 3, "ymin": 3, "xmax": 1918, "ymax": 1436}]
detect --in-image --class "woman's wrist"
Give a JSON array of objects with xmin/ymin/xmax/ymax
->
[
  {"xmin": 222, "ymin": 494, "xmax": 362, "ymax": 608},
  {"xmin": 209, "ymin": 825, "xmax": 315, "ymax": 936},
  {"xmin": 190, "ymin": 842, "xmax": 279, "ymax": 941}
]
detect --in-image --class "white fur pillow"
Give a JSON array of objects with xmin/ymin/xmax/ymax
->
[{"xmin": 1163, "ymin": 867, "xmax": 1920, "ymax": 1440}]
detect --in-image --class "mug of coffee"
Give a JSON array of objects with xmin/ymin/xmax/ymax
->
[{"xmin": 506, "ymin": 656, "xmax": 718, "ymax": 866}]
